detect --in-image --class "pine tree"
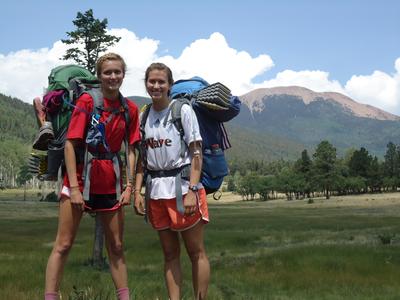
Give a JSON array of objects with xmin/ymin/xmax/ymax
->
[
  {"xmin": 62, "ymin": 9, "xmax": 121, "ymax": 74},
  {"xmin": 313, "ymin": 140, "xmax": 337, "ymax": 199}
]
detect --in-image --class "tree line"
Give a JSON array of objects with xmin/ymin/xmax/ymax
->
[{"xmin": 226, "ymin": 140, "xmax": 400, "ymax": 201}]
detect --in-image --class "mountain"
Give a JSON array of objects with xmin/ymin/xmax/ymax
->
[
  {"xmin": 234, "ymin": 86, "xmax": 400, "ymax": 157},
  {"xmin": 241, "ymin": 86, "xmax": 399, "ymax": 121},
  {"xmin": 126, "ymin": 96, "xmax": 151, "ymax": 109}
]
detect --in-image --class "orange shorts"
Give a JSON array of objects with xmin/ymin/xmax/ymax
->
[{"xmin": 148, "ymin": 188, "xmax": 209, "ymax": 231}]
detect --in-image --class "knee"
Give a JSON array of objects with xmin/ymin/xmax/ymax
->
[
  {"xmin": 53, "ymin": 239, "xmax": 74, "ymax": 257},
  {"xmin": 108, "ymin": 240, "xmax": 124, "ymax": 257},
  {"xmin": 163, "ymin": 247, "xmax": 180, "ymax": 263},
  {"xmin": 187, "ymin": 247, "xmax": 207, "ymax": 263}
]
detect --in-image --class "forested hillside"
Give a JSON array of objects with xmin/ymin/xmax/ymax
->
[{"xmin": 0, "ymin": 93, "xmax": 37, "ymax": 187}]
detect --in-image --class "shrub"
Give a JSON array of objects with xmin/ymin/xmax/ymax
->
[
  {"xmin": 378, "ymin": 233, "xmax": 395, "ymax": 245},
  {"xmin": 43, "ymin": 191, "xmax": 58, "ymax": 202}
]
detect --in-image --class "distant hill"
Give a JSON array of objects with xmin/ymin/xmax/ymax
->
[
  {"xmin": 126, "ymin": 96, "xmax": 151, "ymax": 110},
  {"xmin": 241, "ymin": 86, "xmax": 399, "ymax": 121},
  {"xmin": 235, "ymin": 86, "xmax": 400, "ymax": 157}
]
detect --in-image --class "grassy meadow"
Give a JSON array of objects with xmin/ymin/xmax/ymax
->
[{"xmin": 1, "ymin": 190, "xmax": 400, "ymax": 299}]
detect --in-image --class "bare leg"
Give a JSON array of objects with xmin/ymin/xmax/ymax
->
[
  {"xmin": 45, "ymin": 198, "xmax": 83, "ymax": 293},
  {"xmin": 181, "ymin": 222, "xmax": 210, "ymax": 300},
  {"xmin": 158, "ymin": 229, "xmax": 181, "ymax": 300},
  {"xmin": 100, "ymin": 208, "xmax": 128, "ymax": 290}
]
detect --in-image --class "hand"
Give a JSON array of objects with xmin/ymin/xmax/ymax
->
[
  {"xmin": 184, "ymin": 190, "xmax": 198, "ymax": 216},
  {"xmin": 134, "ymin": 192, "xmax": 146, "ymax": 216},
  {"xmin": 70, "ymin": 187, "xmax": 85, "ymax": 211},
  {"xmin": 119, "ymin": 186, "xmax": 132, "ymax": 206}
]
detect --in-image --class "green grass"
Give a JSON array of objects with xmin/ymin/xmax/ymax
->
[{"xmin": 1, "ymin": 192, "xmax": 400, "ymax": 299}]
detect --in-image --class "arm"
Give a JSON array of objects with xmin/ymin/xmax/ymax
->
[
  {"xmin": 64, "ymin": 139, "xmax": 85, "ymax": 211},
  {"xmin": 133, "ymin": 154, "xmax": 145, "ymax": 215},
  {"xmin": 120, "ymin": 144, "xmax": 136, "ymax": 206},
  {"xmin": 184, "ymin": 140, "xmax": 203, "ymax": 215}
]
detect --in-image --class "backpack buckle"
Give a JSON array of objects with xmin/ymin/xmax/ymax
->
[{"xmin": 91, "ymin": 113, "xmax": 100, "ymax": 126}]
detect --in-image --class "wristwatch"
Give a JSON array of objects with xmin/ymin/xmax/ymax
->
[{"xmin": 189, "ymin": 185, "xmax": 199, "ymax": 192}]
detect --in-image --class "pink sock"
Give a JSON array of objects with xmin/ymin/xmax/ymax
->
[
  {"xmin": 44, "ymin": 292, "xmax": 58, "ymax": 300},
  {"xmin": 116, "ymin": 287, "xmax": 130, "ymax": 300}
]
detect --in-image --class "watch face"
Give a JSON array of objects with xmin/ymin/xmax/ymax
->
[{"xmin": 190, "ymin": 185, "xmax": 199, "ymax": 191}]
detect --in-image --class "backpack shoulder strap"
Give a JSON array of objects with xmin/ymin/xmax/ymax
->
[
  {"xmin": 119, "ymin": 95, "xmax": 133, "ymax": 183},
  {"xmin": 165, "ymin": 98, "xmax": 192, "ymax": 158},
  {"xmin": 86, "ymin": 88, "xmax": 104, "ymax": 116},
  {"xmin": 119, "ymin": 95, "xmax": 130, "ymax": 128},
  {"xmin": 139, "ymin": 103, "xmax": 153, "ymax": 170},
  {"xmin": 140, "ymin": 103, "xmax": 152, "ymax": 136}
]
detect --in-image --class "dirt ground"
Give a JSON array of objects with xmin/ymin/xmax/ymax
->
[{"xmin": 208, "ymin": 191, "xmax": 400, "ymax": 208}]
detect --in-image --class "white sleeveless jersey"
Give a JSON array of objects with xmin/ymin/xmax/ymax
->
[{"xmin": 142, "ymin": 101, "xmax": 202, "ymax": 199}]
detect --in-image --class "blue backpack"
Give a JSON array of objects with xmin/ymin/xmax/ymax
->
[{"xmin": 140, "ymin": 77, "xmax": 241, "ymax": 198}]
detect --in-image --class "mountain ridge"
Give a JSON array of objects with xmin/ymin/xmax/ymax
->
[{"xmin": 240, "ymin": 86, "xmax": 399, "ymax": 121}]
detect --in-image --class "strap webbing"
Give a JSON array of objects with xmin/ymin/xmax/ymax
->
[
  {"xmin": 144, "ymin": 164, "xmax": 191, "ymax": 219},
  {"xmin": 82, "ymin": 151, "xmax": 121, "ymax": 200}
]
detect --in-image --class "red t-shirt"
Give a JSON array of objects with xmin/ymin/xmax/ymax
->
[{"xmin": 63, "ymin": 93, "xmax": 140, "ymax": 194}]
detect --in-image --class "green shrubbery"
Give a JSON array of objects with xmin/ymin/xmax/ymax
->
[{"xmin": 227, "ymin": 141, "xmax": 400, "ymax": 201}]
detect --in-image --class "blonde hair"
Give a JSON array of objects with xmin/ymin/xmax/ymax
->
[{"xmin": 96, "ymin": 53, "xmax": 127, "ymax": 77}]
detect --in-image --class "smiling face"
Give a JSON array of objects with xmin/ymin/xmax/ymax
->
[
  {"xmin": 98, "ymin": 59, "xmax": 125, "ymax": 97},
  {"xmin": 146, "ymin": 69, "xmax": 172, "ymax": 108}
]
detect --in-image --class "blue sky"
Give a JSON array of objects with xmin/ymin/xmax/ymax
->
[{"xmin": 1, "ymin": 0, "xmax": 400, "ymax": 114}]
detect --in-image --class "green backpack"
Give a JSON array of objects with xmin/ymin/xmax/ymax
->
[{"xmin": 46, "ymin": 65, "xmax": 99, "ymax": 137}]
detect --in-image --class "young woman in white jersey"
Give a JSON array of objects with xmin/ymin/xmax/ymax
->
[{"xmin": 134, "ymin": 62, "xmax": 210, "ymax": 300}]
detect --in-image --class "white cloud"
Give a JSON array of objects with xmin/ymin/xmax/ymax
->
[
  {"xmin": 159, "ymin": 32, "xmax": 274, "ymax": 95},
  {"xmin": 106, "ymin": 28, "xmax": 161, "ymax": 98},
  {"xmin": 257, "ymin": 69, "xmax": 345, "ymax": 94},
  {"xmin": 0, "ymin": 29, "xmax": 399, "ymax": 115},
  {"xmin": 344, "ymin": 60, "xmax": 400, "ymax": 112},
  {"xmin": 0, "ymin": 43, "xmax": 67, "ymax": 102},
  {"xmin": 0, "ymin": 30, "xmax": 273, "ymax": 103},
  {"xmin": 252, "ymin": 61, "xmax": 400, "ymax": 115},
  {"xmin": 0, "ymin": 29, "xmax": 161, "ymax": 103}
]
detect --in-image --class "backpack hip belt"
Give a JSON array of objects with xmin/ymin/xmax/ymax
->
[
  {"xmin": 89, "ymin": 151, "xmax": 119, "ymax": 160},
  {"xmin": 144, "ymin": 164, "xmax": 191, "ymax": 218}
]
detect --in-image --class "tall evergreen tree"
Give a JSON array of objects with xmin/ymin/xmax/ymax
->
[
  {"xmin": 348, "ymin": 147, "xmax": 372, "ymax": 178},
  {"xmin": 384, "ymin": 142, "xmax": 398, "ymax": 177},
  {"xmin": 313, "ymin": 140, "xmax": 337, "ymax": 199},
  {"xmin": 367, "ymin": 156, "xmax": 383, "ymax": 192},
  {"xmin": 62, "ymin": 9, "xmax": 121, "ymax": 74},
  {"xmin": 294, "ymin": 149, "xmax": 313, "ymax": 197}
]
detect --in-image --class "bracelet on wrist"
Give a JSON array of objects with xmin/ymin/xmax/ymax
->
[{"xmin": 70, "ymin": 185, "xmax": 79, "ymax": 189}]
